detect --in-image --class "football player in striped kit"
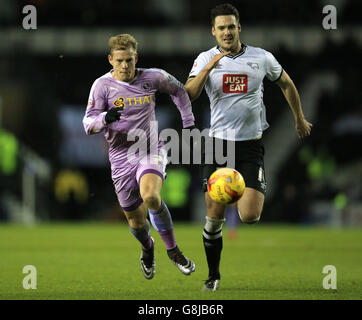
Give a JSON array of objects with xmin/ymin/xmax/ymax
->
[
  {"xmin": 83, "ymin": 34, "xmax": 196, "ymax": 280},
  {"xmin": 185, "ymin": 4, "xmax": 312, "ymax": 290}
]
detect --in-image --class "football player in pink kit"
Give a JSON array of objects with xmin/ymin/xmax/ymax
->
[
  {"xmin": 83, "ymin": 34, "xmax": 195, "ymax": 280},
  {"xmin": 185, "ymin": 4, "xmax": 312, "ymax": 290}
]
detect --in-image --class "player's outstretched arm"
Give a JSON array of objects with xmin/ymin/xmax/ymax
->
[
  {"xmin": 185, "ymin": 51, "xmax": 230, "ymax": 101},
  {"xmin": 276, "ymin": 70, "xmax": 312, "ymax": 139}
]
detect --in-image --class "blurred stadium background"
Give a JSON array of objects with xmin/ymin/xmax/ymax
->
[{"xmin": 0, "ymin": 0, "xmax": 361, "ymax": 227}]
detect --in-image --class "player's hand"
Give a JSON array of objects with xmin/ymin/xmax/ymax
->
[
  {"xmin": 205, "ymin": 51, "xmax": 231, "ymax": 71},
  {"xmin": 296, "ymin": 118, "xmax": 312, "ymax": 138},
  {"xmin": 105, "ymin": 108, "xmax": 122, "ymax": 124}
]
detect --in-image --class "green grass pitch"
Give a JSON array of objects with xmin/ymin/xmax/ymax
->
[{"xmin": 0, "ymin": 222, "xmax": 361, "ymax": 300}]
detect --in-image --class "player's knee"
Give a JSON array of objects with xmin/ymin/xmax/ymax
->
[
  {"xmin": 142, "ymin": 193, "xmax": 161, "ymax": 210},
  {"xmin": 239, "ymin": 209, "xmax": 261, "ymax": 224}
]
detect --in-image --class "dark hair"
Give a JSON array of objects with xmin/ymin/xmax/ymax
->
[{"xmin": 210, "ymin": 3, "xmax": 240, "ymax": 26}]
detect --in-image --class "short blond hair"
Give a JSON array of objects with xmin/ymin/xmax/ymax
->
[{"xmin": 108, "ymin": 34, "xmax": 138, "ymax": 55}]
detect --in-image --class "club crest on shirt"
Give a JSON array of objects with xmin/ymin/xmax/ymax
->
[
  {"xmin": 247, "ymin": 62, "xmax": 259, "ymax": 70},
  {"xmin": 142, "ymin": 81, "xmax": 152, "ymax": 92},
  {"xmin": 223, "ymin": 74, "xmax": 248, "ymax": 93}
]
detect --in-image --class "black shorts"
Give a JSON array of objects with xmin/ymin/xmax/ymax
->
[{"xmin": 201, "ymin": 137, "xmax": 267, "ymax": 195}]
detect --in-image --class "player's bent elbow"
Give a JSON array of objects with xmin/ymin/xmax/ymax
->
[
  {"xmin": 84, "ymin": 126, "xmax": 99, "ymax": 135},
  {"xmin": 84, "ymin": 129, "xmax": 95, "ymax": 136},
  {"xmin": 184, "ymin": 86, "xmax": 199, "ymax": 102},
  {"xmin": 190, "ymin": 94, "xmax": 200, "ymax": 102},
  {"xmin": 188, "ymin": 90, "xmax": 201, "ymax": 102},
  {"xmin": 82, "ymin": 122, "xmax": 93, "ymax": 135}
]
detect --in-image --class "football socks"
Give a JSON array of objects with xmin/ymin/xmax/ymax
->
[
  {"xmin": 149, "ymin": 200, "xmax": 176, "ymax": 250},
  {"xmin": 203, "ymin": 216, "xmax": 225, "ymax": 279},
  {"xmin": 129, "ymin": 219, "xmax": 153, "ymax": 250}
]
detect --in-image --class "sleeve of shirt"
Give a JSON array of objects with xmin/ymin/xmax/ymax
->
[
  {"xmin": 264, "ymin": 51, "xmax": 283, "ymax": 82},
  {"xmin": 82, "ymin": 79, "xmax": 108, "ymax": 135},
  {"xmin": 157, "ymin": 69, "xmax": 195, "ymax": 128},
  {"xmin": 188, "ymin": 51, "xmax": 210, "ymax": 79}
]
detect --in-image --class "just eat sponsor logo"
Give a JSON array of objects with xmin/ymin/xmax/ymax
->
[{"xmin": 223, "ymin": 74, "xmax": 248, "ymax": 93}]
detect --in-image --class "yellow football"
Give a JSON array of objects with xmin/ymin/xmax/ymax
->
[{"xmin": 207, "ymin": 168, "xmax": 245, "ymax": 205}]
